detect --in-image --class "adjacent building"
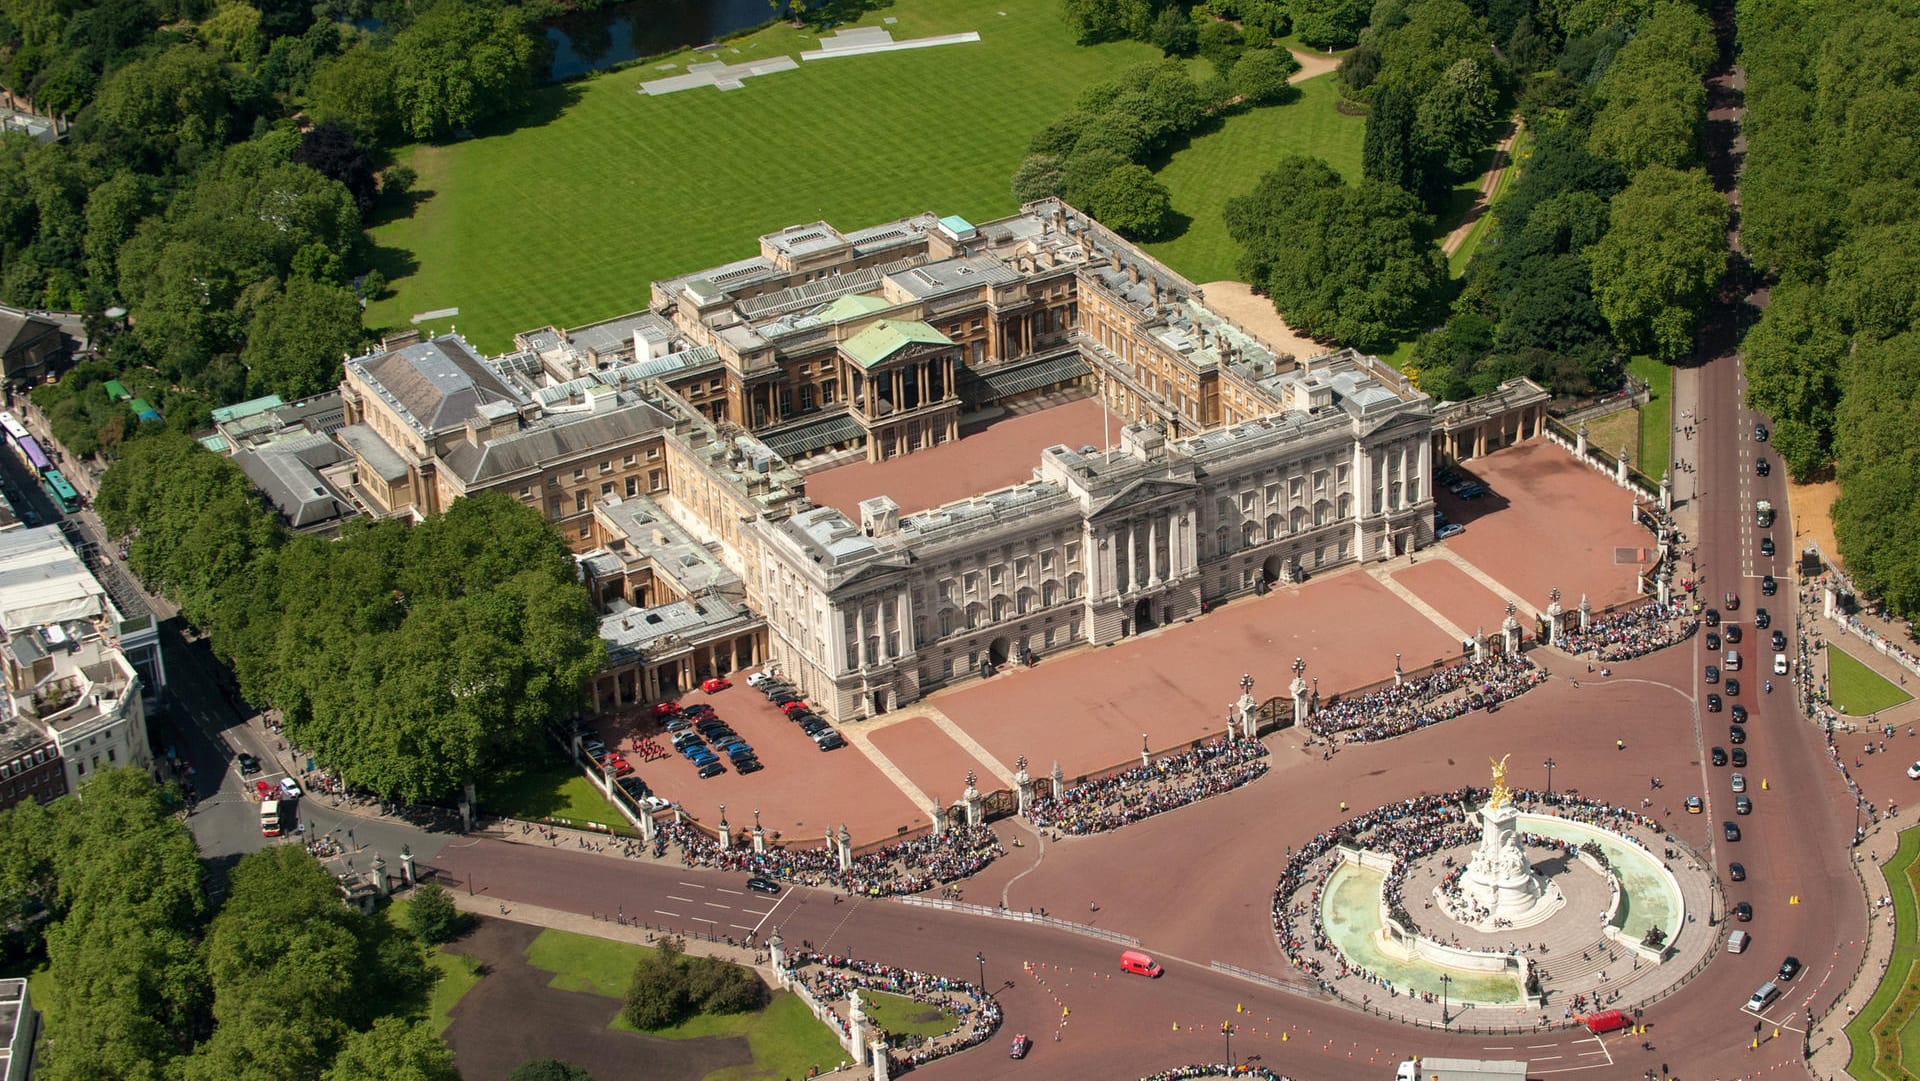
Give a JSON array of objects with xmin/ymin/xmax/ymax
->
[
  {"xmin": 0, "ymin": 526, "xmax": 162, "ymax": 807},
  {"xmin": 321, "ymin": 200, "xmax": 1540, "ymax": 721}
]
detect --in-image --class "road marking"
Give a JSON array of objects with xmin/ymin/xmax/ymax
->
[
  {"xmin": 1527, "ymin": 1043, "xmax": 1560, "ymax": 1049},
  {"xmin": 704, "ymin": 902, "xmax": 730, "ymax": 910},
  {"xmin": 750, "ymin": 892, "xmax": 790, "ymax": 937},
  {"xmin": 1532, "ymin": 1054, "xmax": 1562, "ymax": 1061},
  {"xmin": 1481, "ymin": 1045, "xmax": 1516, "ymax": 1050},
  {"xmin": 731, "ymin": 923, "xmax": 757, "ymax": 931},
  {"xmin": 716, "ymin": 888, "xmax": 743, "ymax": 896},
  {"xmin": 1578, "ymin": 1048, "xmax": 1610, "ymax": 1056},
  {"xmin": 741, "ymin": 909, "xmax": 770, "ymax": 917},
  {"xmin": 678, "ymin": 882, "xmax": 707, "ymax": 889},
  {"xmin": 654, "ymin": 909, "xmax": 681, "ymax": 918},
  {"xmin": 668, "ymin": 895, "xmax": 695, "ymax": 903}
]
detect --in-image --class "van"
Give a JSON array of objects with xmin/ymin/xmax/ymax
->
[
  {"xmin": 1119, "ymin": 950, "xmax": 1163, "ymax": 978},
  {"xmin": 1724, "ymin": 649, "xmax": 1741, "ymax": 671},
  {"xmin": 1728, "ymin": 930, "xmax": 1750, "ymax": 954},
  {"xmin": 1746, "ymin": 981, "xmax": 1780, "ymax": 1012},
  {"xmin": 1583, "ymin": 1009, "xmax": 1630, "ymax": 1034}
]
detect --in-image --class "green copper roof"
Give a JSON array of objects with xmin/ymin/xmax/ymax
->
[
  {"xmin": 841, "ymin": 319, "xmax": 952, "ymax": 369},
  {"xmin": 815, "ymin": 294, "xmax": 891, "ymax": 323}
]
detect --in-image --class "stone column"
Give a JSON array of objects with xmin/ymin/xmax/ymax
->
[
  {"xmin": 854, "ymin": 604, "xmax": 867, "ymax": 669},
  {"xmin": 752, "ymin": 809, "xmax": 766, "ymax": 855},
  {"xmin": 1545, "ymin": 590, "xmax": 1563, "ymax": 647},
  {"xmin": 1237, "ymin": 692, "xmax": 1259, "ymax": 740},
  {"xmin": 1579, "ymin": 593, "xmax": 1593, "ymax": 632},
  {"xmin": 1051, "ymin": 759, "xmax": 1065, "ymax": 800},
  {"xmin": 848, "ymin": 990, "xmax": 868, "ymax": 1066},
  {"xmin": 768, "ymin": 929, "xmax": 787, "ymax": 989},
  {"xmin": 963, "ymin": 771, "xmax": 984, "ymax": 829},
  {"xmin": 1126, "ymin": 523, "xmax": 1139, "ymax": 595},
  {"xmin": 1148, "ymin": 514, "xmax": 1162, "ymax": 586},
  {"xmin": 717, "ymin": 806, "xmax": 730, "ymax": 850},
  {"xmin": 400, "ymin": 846, "xmax": 416, "ymax": 887},
  {"xmin": 930, "ymin": 795, "xmax": 944, "ymax": 835},
  {"xmin": 1014, "ymin": 756, "xmax": 1034, "ymax": 817},
  {"xmin": 1503, "ymin": 604, "xmax": 1522, "ymax": 655},
  {"xmin": 837, "ymin": 824, "xmax": 853, "ymax": 872},
  {"xmin": 870, "ymin": 1035, "xmax": 890, "ymax": 1081},
  {"xmin": 1616, "ymin": 446, "xmax": 1629, "ymax": 486},
  {"xmin": 1291, "ymin": 665, "xmax": 1309, "ymax": 726},
  {"xmin": 1660, "ymin": 474, "xmax": 1673, "ymax": 512},
  {"xmin": 1474, "ymin": 625, "xmax": 1487, "ymax": 663},
  {"xmin": 638, "ymin": 806, "xmax": 657, "ymax": 842},
  {"xmin": 372, "ymin": 854, "xmax": 390, "ymax": 898}
]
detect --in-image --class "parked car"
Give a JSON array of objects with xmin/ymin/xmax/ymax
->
[
  {"xmin": 1437, "ymin": 522, "xmax": 1465, "ymax": 539},
  {"xmin": 1729, "ymin": 861, "xmax": 1746, "ymax": 881},
  {"xmin": 746, "ymin": 672, "xmax": 775, "ymax": 688},
  {"xmin": 1725, "ymin": 821, "xmax": 1742, "ymax": 842},
  {"xmin": 1707, "ymin": 694, "xmax": 1722, "ymax": 713},
  {"xmin": 696, "ymin": 760, "xmax": 726, "ymax": 778},
  {"xmin": 734, "ymin": 758, "xmax": 764, "ymax": 775},
  {"xmin": 236, "ymin": 752, "xmax": 261, "ymax": 776},
  {"xmin": 652, "ymin": 701, "xmax": 681, "ymax": 718},
  {"xmin": 779, "ymin": 701, "xmax": 812, "ymax": 715},
  {"xmin": 683, "ymin": 703, "xmax": 718, "ymax": 719},
  {"xmin": 701, "ymin": 676, "xmax": 732, "ymax": 693},
  {"xmin": 616, "ymin": 776, "xmax": 651, "ymax": 799},
  {"xmin": 816, "ymin": 733, "xmax": 846, "ymax": 751},
  {"xmin": 746, "ymin": 876, "xmax": 781, "ymax": 894}
]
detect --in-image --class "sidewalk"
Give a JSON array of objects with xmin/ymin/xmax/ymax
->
[
  {"xmin": 443, "ymin": 887, "xmax": 771, "ymax": 972},
  {"xmin": 1805, "ymin": 821, "xmax": 1905, "ymax": 1080}
]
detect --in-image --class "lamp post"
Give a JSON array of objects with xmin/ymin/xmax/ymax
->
[
  {"xmin": 1221, "ymin": 1020, "xmax": 1236, "ymax": 1068},
  {"xmin": 977, "ymin": 951, "xmax": 987, "ymax": 995},
  {"xmin": 1544, "ymin": 757, "xmax": 1557, "ymax": 796},
  {"xmin": 1440, "ymin": 973, "xmax": 1452, "ymax": 1027}
]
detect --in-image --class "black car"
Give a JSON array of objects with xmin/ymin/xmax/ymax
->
[
  {"xmin": 1707, "ymin": 694, "xmax": 1723, "ymax": 713},
  {"xmin": 617, "ymin": 776, "xmax": 651, "ymax": 798},
  {"xmin": 1725, "ymin": 821, "xmax": 1742, "ymax": 842},
  {"xmin": 799, "ymin": 718, "xmax": 830, "ymax": 735},
  {"xmin": 1732, "ymin": 747, "xmax": 1748, "ymax": 768},
  {"xmin": 1706, "ymin": 664, "xmax": 1720, "ymax": 684},
  {"xmin": 1711, "ymin": 746, "xmax": 1728, "ymax": 766},
  {"xmin": 734, "ymin": 757, "xmax": 764, "ymax": 775},
  {"xmin": 1726, "ymin": 678, "xmax": 1741, "ymax": 697},
  {"xmin": 1762, "ymin": 575, "xmax": 1777, "ymax": 596},
  {"xmin": 1735, "ymin": 795, "xmax": 1753, "ymax": 815},
  {"xmin": 696, "ymin": 760, "xmax": 726, "ymax": 779},
  {"xmin": 1731, "ymin": 704, "xmax": 1748, "ymax": 724},
  {"xmin": 1756, "ymin": 458, "xmax": 1771, "ymax": 476},
  {"xmin": 1772, "ymin": 630, "xmax": 1787, "ymax": 651},
  {"xmin": 1726, "ymin": 624, "xmax": 1743, "ymax": 643},
  {"xmin": 1756, "ymin": 423, "xmax": 1770, "ymax": 442},
  {"xmin": 1729, "ymin": 861, "xmax": 1746, "ymax": 881},
  {"xmin": 1760, "ymin": 537, "xmax": 1775, "ymax": 557},
  {"xmin": 746, "ymin": 876, "xmax": 781, "ymax": 894},
  {"xmin": 1733, "ymin": 900, "xmax": 1753, "ymax": 920},
  {"xmin": 236, "ymin": 752, "xmax": 261, "ymax": 776},
  {"xmin": 1706, "ymin": 608, "xmax": 1721, "ymax": 627},
  {"xmin": 1730, "ymin": 724, "xmax": 1747, "ymax": 744},
  {"xmin": 1778, "ymin": 956, "xmax": 1801, "ymax": 981},
  {"xmin": 816, "ymin": 733, "xmax": 846, "ymax": 751},
  {"xmin": 1755, "ymin": 608, "xmax": 1771, "ymax": 629}
]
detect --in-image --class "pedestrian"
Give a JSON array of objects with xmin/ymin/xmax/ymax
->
[{"xmin": 1617, "ymin": 739, "xmax": 1626, "ymax": 751}]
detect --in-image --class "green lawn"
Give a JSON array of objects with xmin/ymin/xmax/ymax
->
[
  {"xmin": 1141, "ymin": 75, "xmax": 1364, "ymax": 283},
  {"xmin": 1446, "ymin": 123, "xmax": 1531, "ymax": 278},
  {"xmin": 478, "ymin": 750, "xmax": 627, "ymax": 831},
  {"xmin": 1848, "ymin": 827, "xmax": 1920, "ymax": 1079},
  {"xmin": 1830, "ymin": 646, "xmax": 1915, "ymax": 717},
  {"xmin": 367, "ymin": 0, "xmax": 1164, "ymax": 351},
  {"xmin": 525, "ymin": 928, "xmax": 849, "ymax": 1081},
  {"xmin": 1629, "ymin": 354, "xmax": 1672, "ymax": 482},
  {"xmin": 861, "ymin": 989, "xmax": 959, "ymax": 1040}
]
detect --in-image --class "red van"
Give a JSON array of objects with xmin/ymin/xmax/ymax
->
[
  {"xmin": 1583, "ymin": 1009, "xmax": 1630, "ymax": 1035},
  {"xmin": 1119, "ymin": 950, "xmax": 1163, "ymax": 978}
]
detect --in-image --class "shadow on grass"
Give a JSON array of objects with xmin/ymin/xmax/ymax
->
[{"xmin": 477, "ymin": 749, "xmax": 582, "ymax": 821}]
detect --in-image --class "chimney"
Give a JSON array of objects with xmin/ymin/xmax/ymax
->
[
  {"xmin": 1127, "ymin": 264, "xmax": 1140, "ymax": 285},
  {"xmin": 1108, "ymin": 250, "xmax": 1121, "ymax": 272}
]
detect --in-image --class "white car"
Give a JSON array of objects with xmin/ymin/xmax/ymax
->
[
  {"xmin": 639, "ymin": 795, "xmax": 672, "ymax": 812},
  {"xmin": 746, "ymin": 672, "xmax": 774, "ymax": 688},
  {"xmin": 278, "ymin": 777, "xmax": 303, "ymax": 800},
  {"xmin": 1773, "ymin": 653, "xmax": 1789, "ymax": 675},
  {"xmin": 1907, "ymin": 762, "xmax": 1920, "ymax": 780}
]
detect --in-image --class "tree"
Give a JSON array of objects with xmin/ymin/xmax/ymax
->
[
  {"xmin": 1010, "ymin": 153, "xmax": 1065, "ymax": 203},
  {"xmin": 324, "ymin": 1018, "xmax": 461, "ymax": 1081},
  {"xmin": 1292, "ymin": 0, "xmax": 1371, "ymax": 48},
  {"xmin": 87, "ymin": 43, "xmax": 234, "ymax": 169},
  {"xmin": 1229, "ymin": 47, "xmax": 1301, "ymax": 105},
  {"xmin": 1085, "ymin": 163, "xmax": 1176, "ymax": 240},
  {"xmin": 1826, "ymin": 221, "xmax": 1920, "ymax": 343},
  {"xmin": 306, "ymin": 42, "xmax": 398, "ymax": 143},
  {"xmin": 509, "ymin": 1062, "xmax": 595, "ymax": 1081},
  {"xmin": 1833, "ymin": 330, "xmax": 1920, "ymax": 615},
  {"xmin": 623, "ymin": 939, "xmax": 691, "ymax": 1029},
  {"xmin": 388, "ymin": 2, "xmax": 538, "ymax": 139},
  {"xmin": 1585, "ymin": 165, "xmax": 1727, "ymax": 361},
  {"xmin": 1227, "ymin": 155, "xmax": 1446, "ymax": 347},
  {"xmin": 1416, "ymin": 57, "xmax": 1498, "ymax": 177},
  {"xmin": 1362, "ymin": 82, "xmax": 1428, "ymax": 195},
  {"xmin": 1741, "ymin": 281, "xmax": 1844, "ymax": 480},
  {"xmin": 1195, "ymin": 15, "xmax": 1244, "ymax": 76},
  {"xmin": 240, "ymin": 277, "xmax": 363, "ymax": 399},
  {"xmin": 293, "ymin": 121, "xmax": 377, "ymax": 216},
  {"xmin": 406, "ymin": 883, "xmax": 466, "ymax": 945},
  {"xmin": 1149, "ymin": 5, "xmax": 1197, "ymax": 55}
]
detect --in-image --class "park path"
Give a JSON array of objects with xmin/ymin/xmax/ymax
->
[
  {"xmin": 1286, "ymin": 48, "xmax": 1341, "ymax": 83},
  {"xmin": 1440, "ymin": 119, "xmax": 1524, "ymax": 259}
]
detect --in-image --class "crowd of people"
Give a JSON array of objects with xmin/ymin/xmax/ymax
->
[
  {"xmin": 658, "ymin": 820, "xmax": 1004, "ymax": 897},
  {"xmin": 785, "ymin": 950, "xmax": 1002, "ymax": 1072},
  {"xmin": 1024, "ymin": 740, "xmax": 1270, "ymax": 835},
  {"xmin": 1556, "ymin": 602, "xmax": 1698, "ymax": 661},
  {"xmin": 1271, "ymin": 788, "xmax": 1666, "ymax": 999},
  {"xmin": 1140, "ymin": 1067, "xmax": 1293, "ymax": 1080},
  {"xmin": 1305, "ymin": 654, "xmax": 1547, "ymax": 744}
]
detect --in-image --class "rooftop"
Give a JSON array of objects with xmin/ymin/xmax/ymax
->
[
  {"xmin": 599, "ymin": 594, "xmax": 761, "ymax": 666},
  {"xmin": 347, "ymin": 334, "xmax": 526, "ymax": 439},
  {"xmin": 840, "ymin": 319, "xmax": 952, "ymax": 369}
]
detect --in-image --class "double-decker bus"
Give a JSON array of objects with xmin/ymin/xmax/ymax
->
[
  {"xmin": 0, "ymin": 412, "xmax": 28, "ymax": 444},
  {"xmin": 41, "ymin": 470, "xmax": 79, "ymax": 513}
]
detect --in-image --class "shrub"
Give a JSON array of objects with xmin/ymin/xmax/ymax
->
[{"xmin": 407, "ymin": 883, "xmax": 466, "ymax": 945}]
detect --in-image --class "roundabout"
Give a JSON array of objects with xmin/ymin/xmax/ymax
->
[{"xmin": 1275, "ymin": 757, "xmax": 1717, "ymax": 1028}]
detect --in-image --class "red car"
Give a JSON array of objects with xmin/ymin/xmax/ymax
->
[
  {"xmin": 1009, "ymin": 1034, "xmax": 1031, "ymax": 1059},
  {"xmin": 254, "ymin": 780, "xmax": 275, "ymax": 800},
  {"xmin": 701, "ymin": 677, "xmax": 731, "ymax": 693},
  {"xmin": 651, "ymin": 701, "xmax": 680, "ymax": 718},
  {"xmin": 604, "ymin": 754, "xmax": 634, "ymax": 777},
  {"xmin": 780, "ymin": 700, "xmax": 811, "ymax": 715}
]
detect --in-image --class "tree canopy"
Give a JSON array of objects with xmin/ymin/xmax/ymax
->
[{"xmin": 1585, "ymin": 165, "xmax": 1727, "ymax": 361}]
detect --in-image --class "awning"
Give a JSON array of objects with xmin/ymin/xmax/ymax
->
[
  {"xmin": 759, "ymin": 413, "xmax": 864, "ymax": 460},
  {"xmin": 978, "ymin": 353, "xmax": 1091, "ymax": 398}
]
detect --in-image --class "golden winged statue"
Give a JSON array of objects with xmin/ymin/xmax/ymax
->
[{"xmin": 1488, "ymin": 753, "xmax": 1513, "ymax": 810}]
